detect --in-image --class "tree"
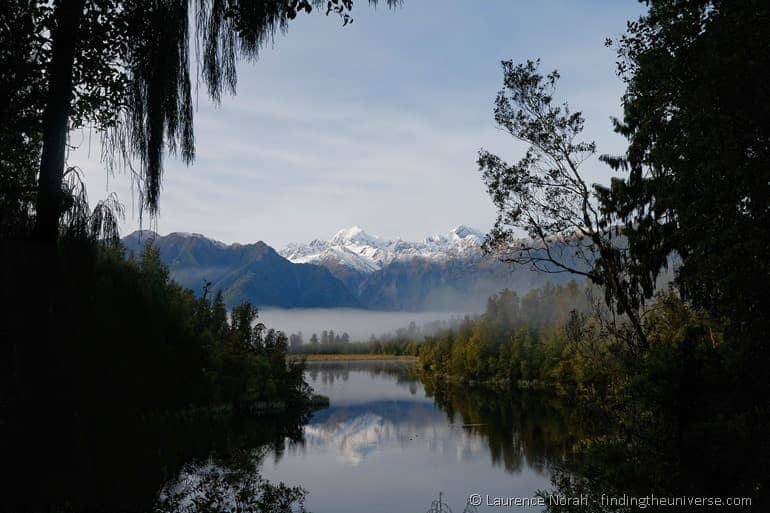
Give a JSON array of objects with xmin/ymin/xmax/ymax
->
[
  {"xmin": 478, "ymin": 60, "xmax": 646, "ymax": 348},
  {"xmin": 289, "ymin": 332, "xmax": 304, "ymax": 352},
  {"xmin": 5, "ymin": 0, "xmax": 402, "ymax": 243},
  {"xmin": 230, "ymin": 301, "xmax": 261, "ymax": 350},
  {"xmin": 0, "ymin": 2, "xmax": 46, "ymax": 237},
  {"xmin": 598, "ymin": 0, "xmax": 770, "ymax": 348}
]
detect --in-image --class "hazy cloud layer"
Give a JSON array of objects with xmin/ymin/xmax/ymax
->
[{"xmin": 258, "ymin": 308, "xmax": 471, "ymax": 342}]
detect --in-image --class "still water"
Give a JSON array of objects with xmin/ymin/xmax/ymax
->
[{"xmin": 260, "ymin": 360, "xmax": 566, "ymax": 513}]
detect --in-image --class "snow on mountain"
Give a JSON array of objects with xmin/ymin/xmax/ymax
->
[
  {"xmin": 299, "ymin": 405, "xmax": 486, "ymax": 466},
  {"xmin": 278, "ymin": 225, "xmax": 486, "ymax": 273}
]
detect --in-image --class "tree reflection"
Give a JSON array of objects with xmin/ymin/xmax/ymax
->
[
  {"xmin": 7, "ymin": 406, "xmax": 312, "ymax": 513},
  {"xmin": 309, "ymin": 360, "xmax": 421, "ymax": 392},
  {"xmin": 424, "ymin": 381, "xmax": 574, "ymax": 475}
]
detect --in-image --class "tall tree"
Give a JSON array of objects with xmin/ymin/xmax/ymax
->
[
  {"xmin": 598, "ymin": 0, "xmax": 770, "ymax": 347},
  {"xmin": 7, "ymin": 0, "xmax": 402, "ymax": 243},
  {"xmin": 478, "ymin": 60, "xmax": 647, "ymax": 348}
]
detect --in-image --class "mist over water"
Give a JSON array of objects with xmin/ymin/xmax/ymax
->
[{"xmin": 257, "ymin": 308, "xmax": 477, "ymax": 341}]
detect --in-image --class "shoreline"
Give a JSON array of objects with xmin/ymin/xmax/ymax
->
[{"xmin": 290, "ymin": 354, "xmax": 419, "ymax": 362}]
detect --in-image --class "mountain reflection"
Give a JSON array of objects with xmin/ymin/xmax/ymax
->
[
  {"xmin": 260, "ymin": 361, "xmax": 562, "ymax": 513},
  {"xmin": 273, "ymin": 361, "xmax": 568, "ymax": 474},
  {"xmin": 293, "ymin": 400, "xmax": 472, "ymax": 466}
]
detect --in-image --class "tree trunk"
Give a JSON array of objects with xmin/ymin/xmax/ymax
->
[
  {"xmin": 21, "ymin": 1, "xmax": 85, "ymax": 491},
  {"xmin": 34, "ymin": 0, "xmax": 84, "ymax": 243}
]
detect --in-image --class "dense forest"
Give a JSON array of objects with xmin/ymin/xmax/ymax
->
[
  {"xmin": 418, "ymin": 281, "xmax": 595, "ymax": 389},
  {"xmin": 3, "ymin": 230, "xmax": 323, "ymax": 510}
]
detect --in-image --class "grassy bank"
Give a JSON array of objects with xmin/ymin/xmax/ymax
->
[{"xmin": 291, "ymin": 354, "xmax": 419, "ymax": 362}]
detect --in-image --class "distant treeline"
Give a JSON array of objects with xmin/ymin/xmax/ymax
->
[
  {"xmin": 287, "ymin": 317, "xmax": 466, "ymax": 356},
  {"xmin": 288, "ymin": 329, "xmax": 420, "ymax": 356},
  {"xmin": 285, "ymin": 281, "xmax": 595, "ymax": 364}
]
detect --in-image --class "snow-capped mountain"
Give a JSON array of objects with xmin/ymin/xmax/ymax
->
[
  {"xmin": 279, "ymin": 225, "xmax": 486, "ymax": 273},
  {"xmin": 121, "ymin": 226, "xmax": 578, "ymax": 312},
  {"xmin": 277, "ymin": 224, "xmax": 576, "ymax": 311},
  {"xmin": 298, "ymin": 401, "xmax": 476, "ymax": 466}
]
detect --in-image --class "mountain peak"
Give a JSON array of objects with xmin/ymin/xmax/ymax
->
[
  {"xmin": 279, "ymin": 224, "xmax": 487, "ymax": 276},
  {"xmin": 330, "ymin": 226, "xmax": 382, "ymax": 247},
  {"xmin": 448, "ymin": 225, "xmax": 483, "ymax": 240}
]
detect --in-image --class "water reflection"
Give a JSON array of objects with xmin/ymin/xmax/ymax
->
[
  {"xmin": 6, "ymin": 404, "xmax": 312, "ymax": 513},
  {"xmin": 16, "ymin": 357, "xmax": 764, "ymax": 512},
  {"xmin": 426, "ymin": 382, "xmax": 572, "ymax": 476},
  {"xmin": 261, "ymin": 361, "xmax": 567, "ymax": 513},
  {"xmin": 305, "ymin": 360, "xmax": 421, "ymax": 397}
]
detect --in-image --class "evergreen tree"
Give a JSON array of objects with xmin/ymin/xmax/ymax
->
[{"xmin": 598, "ymin": 0, "xmax": 770, "ymax": 349}]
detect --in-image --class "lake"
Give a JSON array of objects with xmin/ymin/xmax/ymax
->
[{"xmin": 259, "ymin": 360, "xmax": 567, "ymax": 513}]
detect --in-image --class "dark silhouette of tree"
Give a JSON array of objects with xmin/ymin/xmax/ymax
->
[
  {"xmin": 0, "ymin": 2, "xmax": 46, "ymax": 236},
  {"xmin": 598, "ymin": 0, "xmax": 770, "ymax": 351},
  {"xmin": 11, "ymin": 0, "xmax": 402, "ymax": 243},
  {"xmin": 478, "ymin": 60, "xmax": 646, "ymax": 348}
]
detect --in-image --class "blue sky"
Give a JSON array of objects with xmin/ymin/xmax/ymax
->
[{"xmin": 73, "ymin": 0, "xmax": 645, "ymax": 247}]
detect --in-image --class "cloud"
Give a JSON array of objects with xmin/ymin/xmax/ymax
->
[{"xmin": 70, "ymin": 0, "xmax": 644, "ymax": 247}]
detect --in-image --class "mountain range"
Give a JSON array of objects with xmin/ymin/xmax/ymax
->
[
  {"xmin": 122, "ymin": 226, "xmax": 574, "ymax": 311},
  {"xmin": 122, "ymin": 231, "xmax": 361, "ymax": 309}
]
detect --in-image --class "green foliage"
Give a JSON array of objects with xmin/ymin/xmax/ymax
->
[
  {"xmin": 598, "ymin": 0, "xmax": 770, "ymax": 354},
  {"xmin": 0, "ymin": 1, "xmax": 46, "ymax": 237},
  {"xmin": 418, "ymin": 281, "xmax": 596, "ymax": 390},
  {"xmin": 156, "ymin": 453, "xmax": 307, "ymax": 513},
  {"xmin": 475, "ymin": 8, "xmax": 770, "ymax": 503},
  {"xmin": 2, "ymin": 234, "xmax": 318, "ymax": 511},
  {"xmin": 542, "ymin": 292, "xmax": 770, "ymax": 511},
  {"xmin": 478, "ymin": 59, "xmax": 648, "ymax": 348},
  {"xmin": 36, "ymin": 238, "xmax": 312, "ymax": 415},
  {"xmin": 419, "ymin": 280, "xmax": 770, "ymax": 507}
]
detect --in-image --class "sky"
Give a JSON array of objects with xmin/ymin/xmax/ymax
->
[{"xmin": 72, "ymin": 0, "xmax": 645, "ymax": 248}]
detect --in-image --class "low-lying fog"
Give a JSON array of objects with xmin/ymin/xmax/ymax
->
[{"xmin": 258, "ymin": 308, "xmax": 478, "ymax": 342}]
